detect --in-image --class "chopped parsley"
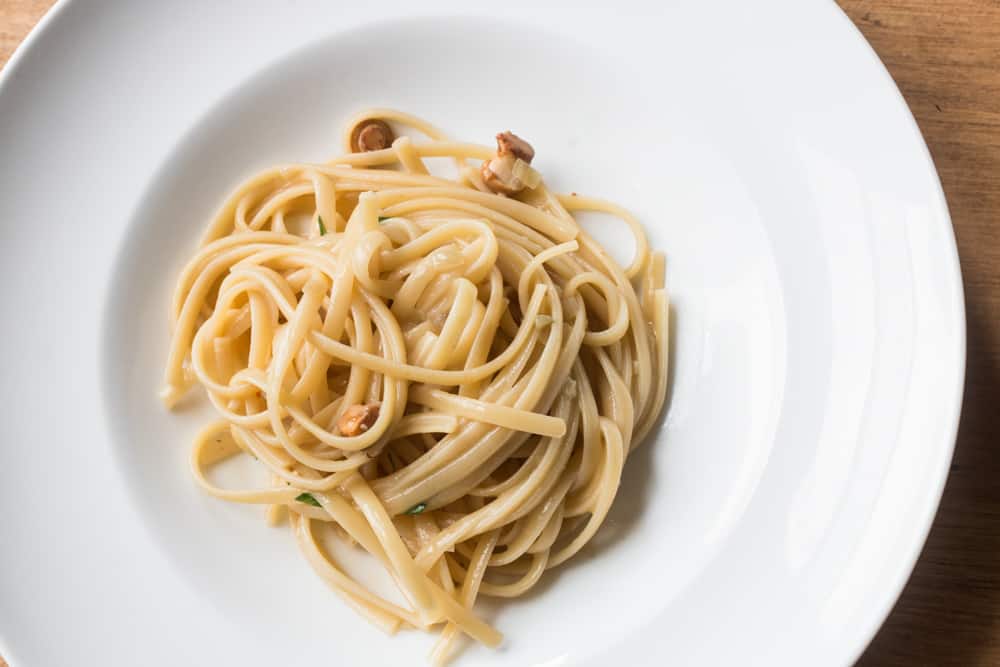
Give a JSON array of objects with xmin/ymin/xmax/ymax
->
[
  {"xmin": 295, "ymin": 492, "xmax": 321, "ymax": 507},
  {"xmin": 317, "ymin": 216, "xmax": 327, "ymax": 235},
  {"xmin": 404, "ymin": 502, "xmax": 427, "ymax": 515}
]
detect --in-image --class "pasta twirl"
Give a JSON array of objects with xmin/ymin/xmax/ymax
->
[{"xmin": 162, "ymin": 109, "xmax": 669, "ymax": 664}]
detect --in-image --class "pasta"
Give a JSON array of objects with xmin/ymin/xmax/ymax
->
[{"xmin": 161, "ymin": 109, "xmax": 669, "ymax": 664}]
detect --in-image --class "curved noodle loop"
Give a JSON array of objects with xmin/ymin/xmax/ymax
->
[{"xmin": 163, "ymin": 110, "xmax": 669, "ymax": 664}]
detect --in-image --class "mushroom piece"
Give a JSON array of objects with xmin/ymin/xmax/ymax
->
[
  {"xmin": 481, "ymin": 131, "xmax": 539, "ymax": 195},
  {"xmin": 496, "ymin": 131, "xmax": 535, "ymax": 163},
  {"xmin": 349, "ymin": 119, "xmax": 395, "ymax": 153},
  {"xmin": 338, "ymin": 403, "xmax": 380, "ymax": 436}
]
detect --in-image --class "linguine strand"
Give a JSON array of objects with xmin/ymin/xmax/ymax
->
[{"xmin": 163, "ymin": 110, "xmax": 669, "ymax": 663}]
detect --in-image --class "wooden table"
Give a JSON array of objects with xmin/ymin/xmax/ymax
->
[{"xmin": 2, "ymin": 1, "xmax": 998, "ymax": 665}]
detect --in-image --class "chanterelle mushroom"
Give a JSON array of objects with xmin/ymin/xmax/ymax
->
[
  {"xmin": 350, "ymin": 119, "xmax": 395, "ymax": 153},
  {"xmin": 338, "ymin": 403, "xmax": 380, "ymax": 436},
  {"xmin": 481, "ymin": 131, "xmax": 539, "ymax": 195}
]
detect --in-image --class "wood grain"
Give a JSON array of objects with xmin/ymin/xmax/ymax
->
[
  {"xmin": 0, "ymin": 0, "xmax": 50, "ymax": 70},
  {"xmin": 1, "ymin": 1, "xmax": 999, "ymax": 666}
]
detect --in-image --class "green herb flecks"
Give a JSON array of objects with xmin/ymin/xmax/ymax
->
[
  {"xmin": 317, "ymin": 216, "xmax": 328, "ymax": 235},
  {"xmin": 296, "ymin": 492, "xmax": 321, "ymax": 507},
  {"xmin": 404, "ymin": 502, "xmax": 427, "ymax": 515}
]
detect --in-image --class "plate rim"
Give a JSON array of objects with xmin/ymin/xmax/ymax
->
[{"xmin": 826, "ymin": 4, "xmax": 966, "ymax": 663}]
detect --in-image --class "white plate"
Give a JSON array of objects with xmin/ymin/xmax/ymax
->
[{"xmin": 0, "ymin": 1, "xmax": 964, "ymax": 665}]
